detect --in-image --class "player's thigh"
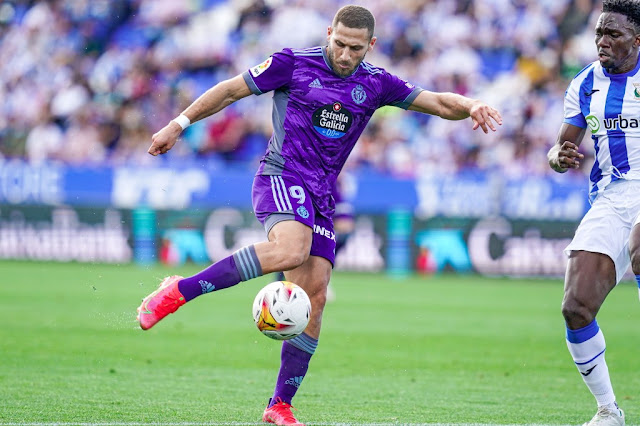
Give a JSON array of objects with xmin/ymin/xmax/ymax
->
[
  {"xmin": 564, "ymin": 250, "xmax": 617, "ymax": 312},
  {"xmin": 630, "ymin": 217, "xmax": 640, "ymax": 272},
  {"xmin": 268, "ymin": 219, "xmax": 313, "ymax": 256}
]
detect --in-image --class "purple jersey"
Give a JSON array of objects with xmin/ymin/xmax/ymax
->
[{"xmin": 242, "ymin": 46, "xmax": 422, "ymax": 217}]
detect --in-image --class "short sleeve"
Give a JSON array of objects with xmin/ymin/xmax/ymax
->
[
  {"xmin": 379, "ymin": 72, "xmax": 423, "ymax": 109},
  {"xmin": 242, "ymin": 49, "xmax": 295, "ymax": 95},
  {"xmin": 563, "ymin": 71, "xmax": 588, "ymax": 129}
]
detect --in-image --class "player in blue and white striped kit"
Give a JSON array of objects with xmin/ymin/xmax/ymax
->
[{"xmin": 548, "ymin": 1, "xmax": 640, "ymax": 425}]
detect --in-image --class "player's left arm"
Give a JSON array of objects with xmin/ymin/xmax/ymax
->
[{"xmin": 407, "ymin": 90, "xmax": 502, "ymax": 133}]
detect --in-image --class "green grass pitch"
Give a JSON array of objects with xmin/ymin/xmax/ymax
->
[{"xmin": 0, "ymin": 260, "xmax": 638, "ymax": 425}]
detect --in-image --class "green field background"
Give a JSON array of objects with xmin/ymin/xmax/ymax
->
[{"xmin": 1, "ymin": 261, "xmax": 638, "ymax": 425}]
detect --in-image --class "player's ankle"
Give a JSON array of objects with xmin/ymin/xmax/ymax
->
[{"xmin": 600, "ymin": 401, "xmax": 619, "ymax": 413}]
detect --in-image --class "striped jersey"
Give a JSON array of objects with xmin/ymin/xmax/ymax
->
[
  {"xmin": 564, "ymin": 56, "xmax": 640, "ymax": 201},
  {"xmin": 243, "ymin": 46, "xmax": 422, "ymax": 217}
]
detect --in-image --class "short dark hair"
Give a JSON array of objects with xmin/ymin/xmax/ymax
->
[
  {"xmin": 332, "ymin": 5, "xmax": 375, "ymax": 39},
  {"xmin": 603, "ymin": 0, "xmax": 640, "ymax": 31}
]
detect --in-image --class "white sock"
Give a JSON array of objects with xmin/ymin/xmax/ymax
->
[{"xmin": 566, "ymin": 320, "xmax": 616, "ymax": 408}]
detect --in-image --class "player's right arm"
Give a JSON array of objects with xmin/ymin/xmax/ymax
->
[
  {"xmin": 148, "ymin": 74, "xmax": 252, "ymax": 156},
  {"xmin": 547, "ymin": 68, "xmax": 590, "ymax": 173},
  {"xmin": 548, "ymin": 123, "xmax": 586, "ymax": 173}
]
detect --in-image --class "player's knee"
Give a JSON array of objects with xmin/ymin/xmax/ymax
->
[
  {"xmin": 561, "ymin": 297, "xmax": 595, "ymax": 327},
  {"xmin": 268, "ymin": 236, "xmax": 310, "ymax": 270},
  {"xmin": 299, "ymin": 277, "xmax": 329, "ymax": 310},
  {"xmin": 278, "ymin": 249, "xmax": 309, "ymax": 270},
  {"xmin": 307, "ymin": 286, "xmax": 328, "ymax": 318},
  {"xmin": 311, "ymin": 285, "xmax": 328, "ymax": 307}
]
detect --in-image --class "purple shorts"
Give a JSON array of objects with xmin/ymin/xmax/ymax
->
[{"xmin": 252, "ymin": 170, "xmax": 336, "ymax": 265}]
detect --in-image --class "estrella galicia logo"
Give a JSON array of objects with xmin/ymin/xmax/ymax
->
[
  {"xmin": 296, "ymin": 206, "xmax": 310, "ymax": 219},
  {"xmin": 351, "ymin": 84, "xmax": 367, "ymax": 104},
  {"xmin": 586, "ymin": 114, "xmax": 600, "ymax": 134},
  {"xmin": 312, "ymin": 102, "xmax": 353, "ymax": 138}
]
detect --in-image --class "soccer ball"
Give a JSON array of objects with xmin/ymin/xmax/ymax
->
[{"xmin": 252, "ymin": 281, "xmax": 311, "ymax": 340}]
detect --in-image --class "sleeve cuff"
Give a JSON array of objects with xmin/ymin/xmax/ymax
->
[
  {"xmin": 392, "ymin": 87, "xmax": 424, "ymax": 110},
  {"xmin": 242, "ymin": 71, "xmax": 263, "ymax": 95},
  {"xmin": 564, "ymin": 114, "xmax": 587, "ymax": 129}
]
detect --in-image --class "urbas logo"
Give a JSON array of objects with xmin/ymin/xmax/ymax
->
[
  {"xmin": 312, "ymin": 102, "xmax": 353, "ymax": 138},
  {"xmin": 604, "ymin": 114, "xmax": 640, "ymax": 130},
  {"xmin": 587, "ymin": 113, "xmax": 640, "ymax": 134},
  {"xmin": 586, "ymin": 114, "xmax": 600, "ymax": 134}
]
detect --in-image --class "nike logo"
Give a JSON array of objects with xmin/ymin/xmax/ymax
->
[
  {"xmin": 581, "ymin": 365, "xmax": 597, "ymax": 376},
  {"xmin": 140, "ymin": 298, "xmax": 152, "ymax": 314},
  {"xmin": 584, "ymin": 89, "xmax": 600, "ymax": 96}
]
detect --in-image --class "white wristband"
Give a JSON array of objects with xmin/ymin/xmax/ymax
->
[{"xmin": 172, "ymin": 114, "xmax": 191, "ymax": 130}]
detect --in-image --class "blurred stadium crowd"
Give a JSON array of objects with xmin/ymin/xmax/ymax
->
[{"xmin": 0, "ymin": 0, "xmax": 600, "ymax": 178}]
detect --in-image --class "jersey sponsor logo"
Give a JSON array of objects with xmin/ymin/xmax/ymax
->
[
  {"xmin": 313, "ymin": 224, "xmax": 336, "ymax": 241},
  {"xmin": 586, "ymin": 114, "xmax": 600, "ymax": 134},
  {"xmin": 587, "ymin": 113, "xmax": 640, "ymax": 133},
  {"xmin": 312, "ymin": 102, "xmax": 353, "ymax": 138},
  {"xmin": 351, "ymin": 84, "xmax": 367, "ymax": 104},
  {"xmin": 250, "ymin": 57, "xmax": 273, "ymax": 77},
  {"xmin": 607, "ymin": 114, "xmax": 639, "ymax": 131}
]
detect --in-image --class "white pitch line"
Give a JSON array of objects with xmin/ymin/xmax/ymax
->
[{"xmin": 0, "ymin": 423, "xmax": 578, "ymax": 426}]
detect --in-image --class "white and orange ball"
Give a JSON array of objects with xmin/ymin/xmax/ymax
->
[{"xmin": 252, "ymin": 281, "xmax": 311, "ymax": 340}]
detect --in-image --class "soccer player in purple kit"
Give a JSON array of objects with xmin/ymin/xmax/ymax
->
[{"xmin": 137, "ymin": 5, "xmax": 502, "ymax": 425}]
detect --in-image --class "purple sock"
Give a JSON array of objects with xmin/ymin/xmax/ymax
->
[
  {"xmin": 178, "ymin": 255, "xmax": 241, "ymax": 301},
  {"xmin": 269, "ymin": 334, "xmax": 318, "ymax": 407},
  {"xmin": 178, "ymin": 245, "xmax": 263, "ymax": 302}
]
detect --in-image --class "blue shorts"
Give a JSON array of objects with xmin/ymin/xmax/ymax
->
[{"xmin": 252, "ymin": 170, "xmax": 336, "ymax": 265}]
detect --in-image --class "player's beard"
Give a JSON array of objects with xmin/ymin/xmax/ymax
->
[{"xmin": 327, "ymin": 46, "xmax": 366, "ymax": 77}]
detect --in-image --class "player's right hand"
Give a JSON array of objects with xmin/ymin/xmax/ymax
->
[
  {"xmin": 148, "ymin": 121, "xmax": 182, "ymax": 156},
  {"xmin": 551, "ymin": 140, "xmax": 584, "ymax": 172}
]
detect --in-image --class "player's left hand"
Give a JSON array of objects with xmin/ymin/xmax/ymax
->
[{"xmin": 470, "ymin": 102, "xmax": 502, "ymax": 133}]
